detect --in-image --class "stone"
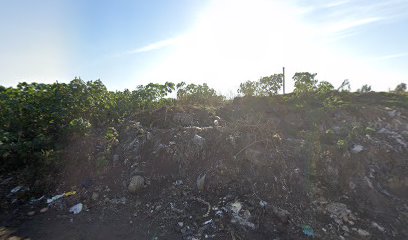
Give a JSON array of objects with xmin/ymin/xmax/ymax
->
[
  {"xmin": 128, "ymin": 175, "xmax": 145, "ymax": 193},
  {"xmin": 39, "ymin": 207, "xmax": 48, "ymax": 213},
  {"xmin": 192, "ymin": 134, "xmax": 205, "ymax": 147},
  {"xmin": 27, "ymin": 211, "xmax": 35, "ymax": 216},
  {"xmin": 92, "ymin": 192, "xmax": 99, "ymax": 201},
  {"xmin": 196, "ymin": 173, "xmax": 206, "ymax": 192},
  {"xmin": 372, "ymin": 222, "xmax": 385, "ymax": 232},
  {"xmin": 357, "ymin": 229, "xmax": 370, "ymax": 237},
  {"xmin": 272, "ymin": 206, "xmax": 290, "ymax": 223}
]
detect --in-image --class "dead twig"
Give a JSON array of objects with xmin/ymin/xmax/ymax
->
[{"xmin": 234, "ymin": 140, "xmax": 266, "ymax": 159}]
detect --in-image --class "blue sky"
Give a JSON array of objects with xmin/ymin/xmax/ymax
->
[{"xmin": 1, "ymin": 0, "xmax": 407, "ymax": 93}]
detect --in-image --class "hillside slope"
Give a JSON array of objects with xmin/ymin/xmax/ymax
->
[{"xmin": 1, "ymin": 92, "xmax": 407, "ymax": 240}]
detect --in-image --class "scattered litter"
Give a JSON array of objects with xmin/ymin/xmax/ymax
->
[
  {"xmin": 47, "ymin": 194, "xmax": 65, "ymax": 204},
  {"xmin": 351, "ymin": 144, "xmax": 364, "ymax": 153},
  {"xmin": 229, "ymin": 201, "xmax": 255, "ymax": 230},
  {"xmin": 64, "ymin": 191, "xmax": 77, "ymax": 197},
  {"xmin": 259, "ymin": 200, "xmax": 268, "ymax": 208},
  {"xmin": 230, "ymin": 201, "xmax": 242, "ymax": 214},
  {"xmin": 174, "ymin": 180, "xmax": 183, "ymax": 186},
  {"xmin": 69, "ymin": 203, "xmax": 83, "ymax": 214},
  {"xmin": 10, "ymin": 186, "xmax": 23, "ymax": 193},
  {"xmin": 110, "ymin": 197, "xmax": 127, "ymax": 205},
  {"xmin": 47, "ymin": 191, "xmax": 77, "ymax": 204},
  {"xmin": 203, "ymin": 219, "xmax": 213, "ymax": 225},
  {"xmin": 30, "ymin": 195, "xmax": 45, "ymax": 204},
  {"xmin": 302, "ymin": 225, "xmax": 315, "ymax": 237}
]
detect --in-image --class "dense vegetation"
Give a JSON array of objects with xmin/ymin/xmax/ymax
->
[{"xmin": 0, "ymin": 74, "xmax": 406, "ymax": 184}]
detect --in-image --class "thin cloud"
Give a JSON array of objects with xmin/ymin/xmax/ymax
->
[
  {"xmin": 326, "ymin": 17, "xmax": 384, "ymax": 33},
  {"xmin": 125, "ymin": 36, "xmax": 182, "ymax": 55},
  {"xmin": 374, "ymin": 52, "xmax": 408, "ymax": 61}
]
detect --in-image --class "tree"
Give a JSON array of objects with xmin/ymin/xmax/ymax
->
[
  {"xmin": 238, "ymin": 74, "xmax": 283, "ymax": 96},
  {"xmin": 394, "ymin": 83, "xmax": 407, "ymax": 93},
  {"xmin": 259, "ymin": 74, "xmax": 283, "ymax": 96},
  {"xmin": 293, "ymin": 72, "xmax": 318, "ymax": 94},
  {"xmin": 357, "ymin": 84, "xmax": 372, "ymax": 93},
  {"xmin": 316, "ymin": 81, "xmax": 334, "ymax": 95},
  {"xmin": 238, "ymin": 80, "xmax": 258, "ymax": 96},
  {"xmin": 337, "ymin": 79, "xmax": 351, "ymax": 92},
  {"xmin": 177, "ymin": 83, "xmax": 224, "ymax": 105}
]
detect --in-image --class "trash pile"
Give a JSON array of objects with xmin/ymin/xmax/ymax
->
[{"xmin": 1, "ymin": 96, "xmax": 407, "ymax": 239}]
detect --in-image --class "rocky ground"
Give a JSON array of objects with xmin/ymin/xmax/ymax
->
[{"xmin": 1, "ymin": 93, "xmax": 407, "ymax": 239}]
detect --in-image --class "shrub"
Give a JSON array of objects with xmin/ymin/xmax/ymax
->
[{"xmin": 177, "ymin": 82, "xmax": 225, "ymax": 105}]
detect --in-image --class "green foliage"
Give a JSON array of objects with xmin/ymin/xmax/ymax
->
[
  {"xmin": 105, "ymin": 127, "xmax": 119, "ymax": 146},
  {"xmin": 238, "ymin": 81, "xmax": 258, "ymax": 96},
  {"xmin": 177, "ymin": 82, "xmax": 225, "ymax": 105},
  {"xmin": 259, "ymin": 74, "xmax": 283, "ymax": 96},
  {"xmin": 0, "ymin": 78, "xmax": 179, "ymax": 175},
  {"xmin": 336, "ymin": 139, "xmax": 347, "ymax": 151},
  {"xmin": 293, "ymin": 72, "xmax": 318, "ymax": 94},
  {"xmin": 68, "ymin": 118, "xmax": 92, "ymax": 136},
  {"xmin": 316, "ymin": 81, "xmax": 334, "ymax": 95},
  {"xmin": 357, "ymin": 84, "xmax": 372, "ymax": 93},
  {"xmin": 238, "ymin": 74, "xmax": 283, "ymax": 96}
]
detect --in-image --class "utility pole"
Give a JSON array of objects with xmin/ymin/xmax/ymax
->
[{"xmin": 282, "ymin": 67, "xmax": 285, "ymax": 95}]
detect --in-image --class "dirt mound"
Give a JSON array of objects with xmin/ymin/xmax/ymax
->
[{"xmin": 1, "ymin": 93, "xmax": 407, "ymax": 240}]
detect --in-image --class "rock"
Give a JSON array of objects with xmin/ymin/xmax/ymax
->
[
  {"xmin": 27, "ymin": 211, "xmax": 35, "ymax": 216},
  {"xmin": 173, "ymin": 113, "xmax": 194, "ymax": 126},
  {"xmin": 372, "ymin": 222, "xmax": 385, "ymax": 232},
  {"xmin": 351, "ymin": 144, "xmax": 364, "ymax": 153},
  {"xmin": 128, "ymin": 175, "xmax": 145, "ymax": 193},
  {"xmin": 342, "ymin": 225, "xmax": 349, "ymax": 232},
  {"xmin": 357, "ymin": 229, "xmax": 370, "ymax": 237},
  {"xmin": 91, "ymin": 192, "xmax": 99, "ymax": 201},
  {"xmin": 39, "ymin": 207, "xmax": 48, "ymax": 213},
  {"xmin": 196, "ymin": 173, "xmax": 206, "ymax": 192},
  {"xmin": 192, "ymin": 134, "xmax": 205, "ymax": 147},
  {"xmin": 272, "ymin": 206, "xmax": 290, "ymax": 224},
  {"xmin": 326, "ymin": 202, "xmax": 355, "ymax": 225},
  {"xmin": 214, "ymin": 119, "xmax": 219, "ymax": 126},
  {"xmin": 387, "ymin": 110, "xmax": 399, "ymax": 118}
]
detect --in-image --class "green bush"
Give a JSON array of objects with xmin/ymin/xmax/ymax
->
[{"xmin": 177, "ymin": 82, "xmax": 225, "ymax": 105}]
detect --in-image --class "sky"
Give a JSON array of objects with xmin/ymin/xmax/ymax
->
[{"xmin": 1, "ymin": 0, "xmax": 407, "ymax": 94}]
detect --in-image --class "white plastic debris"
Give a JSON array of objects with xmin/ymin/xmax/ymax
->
[
  {"xmin": 351, "ymin": 144, "xmax": 364, "ymax": 153},
  {"xmin": 47, "ymin": 193, "xmax": 65, "ymax": 204},
  {"xmin": 230, "ymin": 201, "xmax": 242, "ymax": 214},
  {"xmin": 10, "ymin": 186, "xmax": 23, "ymax": 193},
  {"xmin": 69, "ymin": 203, "xmax": 83, "ymax": 214},
  {"xmin": 259, "ymin": 200, "xmax": 268, "ymax": 208}
]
